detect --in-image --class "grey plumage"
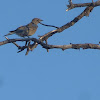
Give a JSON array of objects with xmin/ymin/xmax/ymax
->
[{"xmin": 4, "ymin": 18, "xmax": 43, "ymax": 37}]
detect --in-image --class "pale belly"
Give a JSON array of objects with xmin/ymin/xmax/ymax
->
[{"xmin": 28, "ymin": 28, "xmax": 37, "ymax": 36}]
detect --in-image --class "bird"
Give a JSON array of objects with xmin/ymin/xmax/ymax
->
[{"xmin": 4, "ymin": 18, "xmax": 43, "ymax": 37}]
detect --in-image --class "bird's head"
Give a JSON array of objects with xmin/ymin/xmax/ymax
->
[{"xmin": 32, "ymin": 18, "xmax": 43, "ymax": 24}]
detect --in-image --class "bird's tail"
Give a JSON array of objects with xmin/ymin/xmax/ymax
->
[{"xmin": 4, "ymin": 32, "xmax": 15, "ymax": 36}]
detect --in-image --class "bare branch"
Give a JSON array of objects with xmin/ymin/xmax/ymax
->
[
  {"xmin": 30, "ymin": 5, "xmax": 96, "ymax": 53},
  {"xmin": 69, "ymin": 0, "xmax": 73, "ymax": 5},
  {"xmin": 39, "ymin": 22, "xmax": 59, "ymax": 28},
  {"xmin": 5, "ymin": 36, "xmax": 20, "ymax": 48},
  {"xmin": 0, "ymin": 1, "xmax": 100, "ymax": 55},
  {"xmin": 1, "ymin": 36, "xmax": 100, "ymax": 54},
  {"xmin": 66, "ymin": 1, "xmax": 100, "ymax": 11},
  {"xmin": 39, "ymin": 43, "xmax": 100, "ymax": 51},
  {"xmin": 45, "ymin": 40, "xmax": 49, "ymax": 52}
]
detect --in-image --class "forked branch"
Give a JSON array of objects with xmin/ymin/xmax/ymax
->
[{"xmin": 0, "ymin": 0, "xmax": 100, "ymax": 55}]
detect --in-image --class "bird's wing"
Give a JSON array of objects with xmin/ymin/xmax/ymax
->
[
  {"xmin": 9, "ymin": 26, "xmax": 24, "ymax": 32},
  {"xmin": 4, "ymin": 25, "xmax": 28, "ymax": 37},
  {"xmin": 14, "ymin": 26, "xmax": 29, "ymax": 37}
]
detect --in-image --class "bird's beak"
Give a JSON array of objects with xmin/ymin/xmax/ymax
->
[{"xmin": 40, "ymin": 19, "xmax": 43, "ymax": 21}]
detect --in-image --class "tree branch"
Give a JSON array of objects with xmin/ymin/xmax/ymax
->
[
  {"xmin": 1, "ymin": 38, "xmax": 100, "ymax": 51},
  {"xmin": 66, "ymin": 0, "xmax": 100, "ymax": 11},
  {"xmin": 30, "ymin": 4, "xmax": 98, "ymax": 52},
  {"xmin": 41, "ymin": 43, "xmax": 100, "ymax": 50},
  {"xmin": 0, "ymin": 1, "xmax": 100, "ymax": 55}
]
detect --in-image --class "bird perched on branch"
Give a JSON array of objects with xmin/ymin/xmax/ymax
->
[{"xmin": 4, "ymin": 18, "xmax": 43, "ymax": 37}]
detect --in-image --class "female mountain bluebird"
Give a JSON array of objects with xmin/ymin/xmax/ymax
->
[{"xmin": 4, "ymin": 18, "xmax": 43, "ymax": 37}]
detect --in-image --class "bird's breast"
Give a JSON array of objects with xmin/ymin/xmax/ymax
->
[{"xmin": 28, "ymin": 26, "xmax": 38, "ymax": 36}]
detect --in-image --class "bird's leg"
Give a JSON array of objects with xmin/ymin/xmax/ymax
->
[
  {"xmin": 25, "ymin": 41, "xmax": 31, "ymax": 55},
  {"xmin": 25, "ymin": 36, "xmax": 30, "ymax": 46},
  {"xmin": 27, "ymin": 36, "xmax": 30, "ymax": 38},
  {"xmin": 25, "ymin": 41, "xmax": 28, "ymax": 46},
  {"xmin": 27, "ymin": 36, "xmax": 31, "ymax": 45}
]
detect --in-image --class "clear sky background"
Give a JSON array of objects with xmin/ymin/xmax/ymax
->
[{"xmin": 0, "ymin": 0, "xmax": 100, "ymax": 100}]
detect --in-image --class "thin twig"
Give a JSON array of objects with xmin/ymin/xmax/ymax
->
[
  {"xmin": 5, "ymin": 37, "xmax": 19, "ymax": 47},
  {"xmin": 39, "ymin": 22, "xmax": 59, "ymax": 28}
]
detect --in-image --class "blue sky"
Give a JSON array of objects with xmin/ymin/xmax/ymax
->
[{"xmin": 0, "ymin": 0, "xmax": 100, "ymax": 100}]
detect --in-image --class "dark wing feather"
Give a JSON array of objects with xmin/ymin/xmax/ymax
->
[{"xmin": 9, "ymin": 26, "xmax": 24, "ymax": 32}]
